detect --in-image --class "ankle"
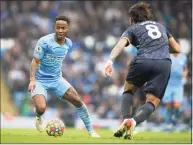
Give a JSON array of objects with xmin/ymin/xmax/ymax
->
[
  {"xmin": 36, "ymin": 116, "xmax": 42, "ymax": 119},
  {"xmin": 89, "ymin": 130, "xmax": 95, "ymax": 133},
  {"xmin": 131, "ymin": 118, "xmax": 136, "ymax": 126},
  {"xmin": 123, "ymin": 118, "xmax": 129, "ymax": 122}
]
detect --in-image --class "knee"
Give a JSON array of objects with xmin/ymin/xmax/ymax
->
[
  {"xmin": 124, "ymin": 82, "xmax": 137, "ymax": 94},
  {"xmin": 146, "ymin": 93, "xmax": 161, "ymax": 108},
  {"xmin": 173, "ymin": 102, "xmax": 181, "ymax": 110},
  {"xmin": 123, "ymin": 90, "xmax": 134, "ymax": 95},
  {"xmin": 63, "ymin": 87, "xmax": 83, "ymax": 107},
  {"xmin": 165, "ymin": 103, "xmax": 172, "ymax": 109},
  {"xmin": 72, "ymin": 96, "xmax": 83, "ymax": 108},
  {"xmin": 36, "ymin": 104, "xmax": 46, "ymax": 115}
]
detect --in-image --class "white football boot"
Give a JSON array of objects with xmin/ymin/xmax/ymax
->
[
  {"xmin": 35, "ymin": 116, "xmax": 45, "ymax": 132},
  {"xmin": 89, "ymin": 131, "xmax": 100, "ymax": 138}
]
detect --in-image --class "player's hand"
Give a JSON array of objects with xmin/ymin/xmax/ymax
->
[
  {"xmin": 104, "ymin": 60, "xmax": 113, "ymax": 77},
  {"xmin": 28, "ymin": 80, "xmax": 36, "ymax": 92}
]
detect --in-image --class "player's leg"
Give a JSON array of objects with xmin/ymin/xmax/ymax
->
[
  {"xmin": 124, "ymin": 59, "xmax": 171, "ymax": 139},
  {"xmin": 31, "ymin": 81, "xmax": 47, "ymax": 132},
  {"xmin": 114, "ymin": 59, "xmax": 150, "ymax": 139},
  {"xmin": 132, "ymin": 93, "xmax": 160, "ymax": 125},
  {"xmin": 64, "ymin": 87, "xmax": 100, "ymax": 137},
  {"xmin": 164, "ymin": 103, "xmax": 174, "ymax": 132},
  {"xmin": 51, "ymin": 78, "xmax": 100, "ymax": 137},
  {"xmin": 162, "ymin": 86, "xmax": 174, "ymax": 132},
  {"xmin": 132, "ymin": 88, "xmax": 147, "ymax": 135},
  {"xmin": 121, "ymin": 82, "xmax": 138, "ymax": 120},
  {"xmin": 116, "ymin": 83, "xmax": 150, "ymax": 139},
  {"xmin": 114, "ymin": 82, "xmax": 138, "ymax": 138},
  {"xmin": 172, "ymin": 86, "xmax": 184, "ymax": 125},
  {"xmin": 132, "ymin": 59, "xmax": 171, "ymax": 126},
  {"xmin": 120, "ymin": 59, "xmax": 148, "ymax": 121},
  {"xmin": 132, "ymin": 88, "xmax": 147, "ymax": 117}
]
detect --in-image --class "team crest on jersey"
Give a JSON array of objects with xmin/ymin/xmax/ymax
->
[{"xmin": 36, "ymin": 46, "xmax": 42, "ymax": 54}]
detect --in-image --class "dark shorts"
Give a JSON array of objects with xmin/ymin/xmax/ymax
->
[{"xmin": 126, "ymin": 58, "xmax": 171, "ymax": 99}]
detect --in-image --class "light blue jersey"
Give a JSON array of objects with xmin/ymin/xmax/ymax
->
[
  {"xmin": 124, "ymin": 44, "xmax": 137, "ymax": 56},
  {"xmin": 33, "ymin": 33, "xmax": 72, "ymax": 81},
  {"xmin": 167, "ymin": 53, "xmax": 187, "ymax": 86},
  {"xmin": 32, "ymin": 33, "xmax": 94, "ymax": 135},
  {"xmin": 162, "ymin": 53, "xmax": 187, "ymax": 104},
  {"xmin": 32, "ymin": 33, "xmax": 72, "ymax": 99}
]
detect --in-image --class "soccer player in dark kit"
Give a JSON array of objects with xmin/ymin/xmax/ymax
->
[{"xmin": 104, "ymin": 2, "xmax": 180, "ymax": 139}]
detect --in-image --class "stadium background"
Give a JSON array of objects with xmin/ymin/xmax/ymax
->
[{"xmin": 1, "ymin": 1, "xmax": 192, "ymax": 132}]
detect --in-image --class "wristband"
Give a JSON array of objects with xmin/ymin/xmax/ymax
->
[{"xmin": 108, "ymin": 59, "xmax": 113, "ymax": 64}]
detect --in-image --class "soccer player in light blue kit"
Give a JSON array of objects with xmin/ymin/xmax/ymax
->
[
  {"xmin": 28, "ymin": 16, "xmax": 100, "ymax": 137},
  {"xmin": 162, "ymin": 53, "xmax": 188, "ymax": 131}
]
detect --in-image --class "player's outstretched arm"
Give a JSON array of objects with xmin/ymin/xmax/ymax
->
[
  {"xmin": 104, "ymin": 38, "xmax": 128, "ymax": 77},
  {"xmin": 29, "ymin": 57, "xmax": 40, "ymax": 92},
  {"xmin": 168, "ymin": 37, "xmax": 181, "ymax": 53},
  {"xmin": 109, "ymin": 38, "xmax": 129, "ymax": 62}
]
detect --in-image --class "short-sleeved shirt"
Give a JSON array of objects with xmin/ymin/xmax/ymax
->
[
  {"xmin": 168, "ymin": 53, "xmax": 187, "ymax": 86},
  {"xmin": 121, "ymin": 21, "xmax": 172, "ymax": 60},
  {"xmin": 33, "ymin": 33, "xmax": 72, "ymax": 81}
]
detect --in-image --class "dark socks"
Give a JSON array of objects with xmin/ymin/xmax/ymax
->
[
  {"xmin": 121, "ymin": 91, "xmax": 134, "ymax": 119},
  {"xmin": 133, "ymin": 102, "xmax": 155, "ymax": 125}
]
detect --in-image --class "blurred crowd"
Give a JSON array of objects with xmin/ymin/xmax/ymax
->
[{"xmin": 1, "ymin": 1, "xmax": 192, "ymax": 127}]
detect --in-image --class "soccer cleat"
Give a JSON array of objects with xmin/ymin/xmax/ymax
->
[
  {"xmin": 124, "ymin": 118, "xmax": 136, "ymax": 139},
  {"xmin": 35, "ymin": 117, "xmax": 45, "ymax": 132},
  {"xmin": 89, "ymin": 131, "xmax": 100, "ymax": 138},
  {"xmin": 114, "ymin": 119, "xmax": 129, "ymax": 138},
  {"xmin": 124, "ymin": 132, "xmax": 132, "ymax": 140}
]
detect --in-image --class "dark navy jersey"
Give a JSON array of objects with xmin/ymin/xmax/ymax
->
[{"xmin": 121, "ymin": 21, "xmax": 172, "ymax": 60}]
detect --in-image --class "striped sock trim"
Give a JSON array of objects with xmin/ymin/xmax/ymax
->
[{"xmin": 77, "ymin": 104, "xmax": 93, "ymax": 133}]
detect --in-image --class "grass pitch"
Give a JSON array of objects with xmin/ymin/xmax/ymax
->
[{"xmin": 1, "ymin": 128, "xmax": 192, "ymax": 144}]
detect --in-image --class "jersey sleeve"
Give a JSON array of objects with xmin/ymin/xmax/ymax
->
[
  {"xmin": 33, "ymin": 38, "xmax": 47, "ymax": 59},
  {"xmin": 166, "ymin": 29, "xmax": 173, "ymax": 39},
  {"xmin": 121, "ymin": 29, "xmax": 133, "ymax": 47}
]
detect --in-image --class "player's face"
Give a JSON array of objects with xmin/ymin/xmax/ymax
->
[{"xmin": 55, "ymin": 20, "xmax": 69, "ymax": 40}]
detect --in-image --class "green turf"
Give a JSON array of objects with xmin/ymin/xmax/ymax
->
[{"xmin": 1, "ymin": 128, "xmax": 192, "ymax": 144}]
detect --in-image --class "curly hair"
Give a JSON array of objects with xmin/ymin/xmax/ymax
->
[{"xmin": 55, "ymin": 15, "xmax": 70, "ymax": 25}]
